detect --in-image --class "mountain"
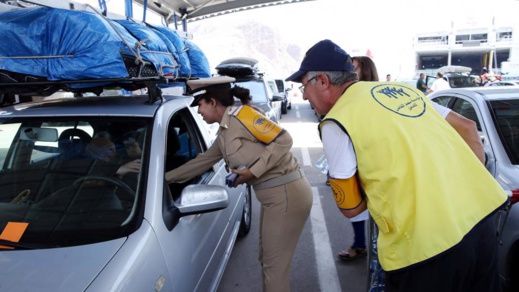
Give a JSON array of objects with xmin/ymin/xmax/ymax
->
[{"xmin": 189, "ymin": 20, "xmax": 303, "ymax": 78}]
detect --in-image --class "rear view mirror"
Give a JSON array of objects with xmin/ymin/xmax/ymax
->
[{"xmin": 20, "ymin": 127, "xmax": 58, "ymax": 142}]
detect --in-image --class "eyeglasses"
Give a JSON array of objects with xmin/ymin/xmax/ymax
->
[{"xmin": 299, "ymin": 76, "xmax": 316, "ymax": 94}]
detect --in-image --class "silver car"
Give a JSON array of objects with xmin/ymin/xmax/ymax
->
[
  {"xmin": 233, "ymin": 76, "xmax": 283, "ymax": 123},
  {"xmin": 0, "ymin": 93, "xmax": 251, "ymax": 291},
  {"xmin": 429, "ymin": 87, "xmax": 519, "ymax": 291}
]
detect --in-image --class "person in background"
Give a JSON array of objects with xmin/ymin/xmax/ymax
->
[
  {"xmin": 416, "ymin": 73, "xmax": 427, "ymax": 93},
  {"xmin": 165, "ymin": 76, "xmax": 313, "ymax": 292},
  {"xmin": 428, "ymin": 71, "xmax": 450, "ymax": 94},
  {"xmin": 336, "ymin": 55, "xmax": 379, "ymax": 261},
  {"xmin": 116, "ymin": 130, "xmax": 143, "ymax": 178},
  {"xmin": 386, "ymin": 74, "xmax": 391, "ymax": 81},
  {"xmin": 286, "ymin": 39, "xmax": 507, "ymax": 292}
]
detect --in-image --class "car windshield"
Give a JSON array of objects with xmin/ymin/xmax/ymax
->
[
  {"xmin": 0, "ymin": 116, "xmax": 148, "ymax": 248},
  {"xmin": 490, "ymin": 99, "xmax": 519, "ymax": 165},
  {"xmin": 233, "ymin": 80, "xmax": 269, "ymax": 103}
]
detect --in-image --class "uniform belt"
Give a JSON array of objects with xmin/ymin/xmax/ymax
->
[{"xmin": 254, "ymin": 169, "xmax": 305, "ymax": 190}]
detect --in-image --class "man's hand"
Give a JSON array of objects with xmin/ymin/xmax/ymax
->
[{"xmin": 116, "ymin": 159, "xmax": 141, "ymax": 176}]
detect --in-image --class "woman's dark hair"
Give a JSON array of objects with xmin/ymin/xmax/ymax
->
[
  {"xmin": 353, "ymin": 56, "xmax": 379, "ymax": 81},
  {"xmin": 201, "ymin": 85, "xmax": 252, "ymax": 107}
]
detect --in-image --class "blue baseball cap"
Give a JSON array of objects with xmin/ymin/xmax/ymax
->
[{"xmin": 285, "ymin": 39, "xmax": 354, "ymax": 82}]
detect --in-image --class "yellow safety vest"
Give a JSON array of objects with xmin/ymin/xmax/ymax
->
[{"xmin": 321, "ymin": 81, "xmax": 507, "ymax": 271}]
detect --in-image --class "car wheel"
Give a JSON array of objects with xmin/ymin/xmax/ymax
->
[
  {"xmin": 281, "ymin": 102, "xmax": 288, "ymax": 114},
  {"xmin": 238, "ymin": 185, "xmax": 252, "ymax": 237},
  {"xmin": 287, "ymin": 101, "xmax": 291, "ymax": 110}
]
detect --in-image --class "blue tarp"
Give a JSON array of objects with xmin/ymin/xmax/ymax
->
[
  {"xmin": 147, "ymin": 24, "xmax": 192, "ymax": 78},
  {"xmin": 184, "ymin": 39, "xmax": 211, "ymax": 78},
  {"xmin": 111, "ymin": 19, "xmax": 177, "ymax": 77},
  {"xmin": 0, "ymin": 7, "xmax": 131, "ymax": 80},
  {"xmin": 0, "ymin": 7, "xmax": 211, "ymax": 86}
]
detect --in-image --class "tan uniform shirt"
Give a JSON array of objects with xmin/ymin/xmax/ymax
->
[{"xmin": 165, "ymin": 106, "xmax": 299, "ymax": 185}]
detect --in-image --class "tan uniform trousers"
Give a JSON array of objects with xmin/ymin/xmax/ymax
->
[{"xmin": 254, "ymin": 176, "xmax": 313, "ymax": 292}]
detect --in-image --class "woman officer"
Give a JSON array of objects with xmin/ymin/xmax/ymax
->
[{"xmin": 165, "ymin": 76, "xmax": 313, "ymax": 292}]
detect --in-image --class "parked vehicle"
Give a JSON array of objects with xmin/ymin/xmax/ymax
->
[
  {"xmin": 216, "ymin": 57, "xmax": 283, "ymax": 123},
  {"xmin": 429, "ymin": 87, "xmax": 519, "ymax": 292},
  {"xmin": 485, "ymin": 80, "xmax": 519, "ymax": 87},
  {"xmin": 270, "ymin": 78, "xmax": 292, "ymax": 114},
  {"xmin": 426, "ymin": 65, "xmax": 478, "ymax": 89}
]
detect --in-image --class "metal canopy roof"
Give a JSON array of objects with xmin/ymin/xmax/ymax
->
[{"xmin": 134, "ymin": 0, "xmax": 313, "ymax": 23}]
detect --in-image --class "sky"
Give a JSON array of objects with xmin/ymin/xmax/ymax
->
[
  {"xmin": 79, "ymin": 0, "xmax": 519, "ymax": 79},
  {"xmin": 185, "ymin": 0, "xmax": 519, "ymax": 79}
]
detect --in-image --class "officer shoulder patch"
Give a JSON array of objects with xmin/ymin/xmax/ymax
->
[{"xmin": 233, "ymin": 105, "xmax": 283, "ymax": 144}]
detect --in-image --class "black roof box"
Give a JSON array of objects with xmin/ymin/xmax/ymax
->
[{"xmin": 215, "ymin": 57, "xmax": 261, "ymax": 77}]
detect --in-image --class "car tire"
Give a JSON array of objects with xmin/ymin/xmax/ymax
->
[
  {"xmin": 281, "ymin": 102, "xmax": 288, "ymax": 114},
  {"xmin": 238, "ymin": 185, "xmax": 252, "ymax": 237}
]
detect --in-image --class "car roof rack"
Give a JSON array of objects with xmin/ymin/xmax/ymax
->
[{"xmin": 0, "ymin": 75, "xmax": 185, "ymax": 107}]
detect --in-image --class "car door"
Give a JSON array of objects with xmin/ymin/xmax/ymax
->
[
  {"xmin": 156, "ymin": 104, "xmax": 242, "ymax": 291},
  {"xmin": 264, "ymin": 80, "xmax": 282, "ymax": 121},
  {"xmin": 434, "ymin": 94, "xmax": 497, "ymax": 175}
]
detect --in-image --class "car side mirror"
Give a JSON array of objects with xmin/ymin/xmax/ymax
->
[
  {"xmin": 175, "ymin": 185, "xmax": 229, "ymax": 216},
  {"xmin": 272, "ymin": 94, "xmax": 283, "ymax": 102}
]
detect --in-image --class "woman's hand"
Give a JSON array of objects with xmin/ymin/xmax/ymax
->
[{"xmin": 231, "ymin": 166, "xmax": 254, "ymax": 187}]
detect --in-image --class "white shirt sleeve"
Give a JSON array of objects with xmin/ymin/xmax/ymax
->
[
  {"xmin": 321, "ymin": 121, "xmax": 368, "ymax": 222},
  {"xmin": 432, "ymin": 101, "xmax": 451, "ymax": 118},
  {"xmin": 321, "ymin": 121, "xmax": 357, "ymax": 179}
]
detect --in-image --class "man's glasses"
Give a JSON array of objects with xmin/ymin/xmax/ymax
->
[{"xmin": 299, "ymin": 76, "xmax": 316, "ymax": 94}]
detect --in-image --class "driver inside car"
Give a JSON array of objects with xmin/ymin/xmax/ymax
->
[{"xmin": 34, "ymin": 137, "xmax": 131, "ymax": 211}]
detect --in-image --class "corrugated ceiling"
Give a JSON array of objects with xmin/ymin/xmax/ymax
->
[{"xmin": 133, "ymin": 0, "xmax": 314, "ymax": 23}]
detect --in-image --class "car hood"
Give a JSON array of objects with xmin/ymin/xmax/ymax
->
[{"xmin": 0, "ymin": 238, "xmax": 126, "ymax": 291}]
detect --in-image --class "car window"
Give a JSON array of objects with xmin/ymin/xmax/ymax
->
[
  {"xmin": 0, "ymin": 116, "xmax": 149, "ymax": 247},
  {"xmin": 166, "ymin": 108, "xmax": 213, "ymax": 200},
  {"xmin": 489, "ymin": 99, "xmax": 519, "ymax": 164},
  {"xmin": 451, "ymin": 98, "xmax": 482, "ymax": 131},
  {"xmin": 233, "ymin": 80, "xmax": 269, "ymax": 103},
  {"xmin": 432, "ymin": 96, "xmax": 452, "ymax": 107},
  {"xmin": 267, "ymin": 80, "xmax": 278, "ymax": 94}
]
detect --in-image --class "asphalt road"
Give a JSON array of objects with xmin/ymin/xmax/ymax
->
[{"xmin": 217, "ymin": 95, "xmax": 369, "ymax": 292}]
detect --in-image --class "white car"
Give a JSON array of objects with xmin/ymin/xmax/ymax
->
[
  {"xmin": 429, "ymin": 87, "xmax": 519, "ymax": 292},
  {"xmin": 485, "ymin": 80, "xmax": 519, "ymax": 87}
]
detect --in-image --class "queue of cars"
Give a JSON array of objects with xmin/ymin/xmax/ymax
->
[
  {"xmin": 428, "ymin": 87, "xmax": 519, "ymax": 292},
  {"xmin": 215, "ymin": 57, "xmax": 284, "ymax": 123}
]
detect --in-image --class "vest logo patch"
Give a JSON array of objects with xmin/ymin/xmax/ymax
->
[
  {"xmin": 370, "ymin": 84, "xmax": 426, "ymax": 117},
  {"xmin": 253, "ymin": 116, "xmax": 277, "ymax": 134}
]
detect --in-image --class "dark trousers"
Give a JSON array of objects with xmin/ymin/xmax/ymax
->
[
  {"xmin": 351, "ymin": 220, "xmax": 366, "ymax": 248},
  {"xmin": 385, "ymin": 214, "xmax": 501, "ymax": 292}
]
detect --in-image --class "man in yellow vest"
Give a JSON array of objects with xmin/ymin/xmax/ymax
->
[{"xmin": 286, "ymin": 39, "xmax": 508, "ymax": 292}]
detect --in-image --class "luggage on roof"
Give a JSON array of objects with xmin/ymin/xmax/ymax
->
[{"xmin": 0, "ymin": 6, "xmax": 211, "ymax": 96}]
